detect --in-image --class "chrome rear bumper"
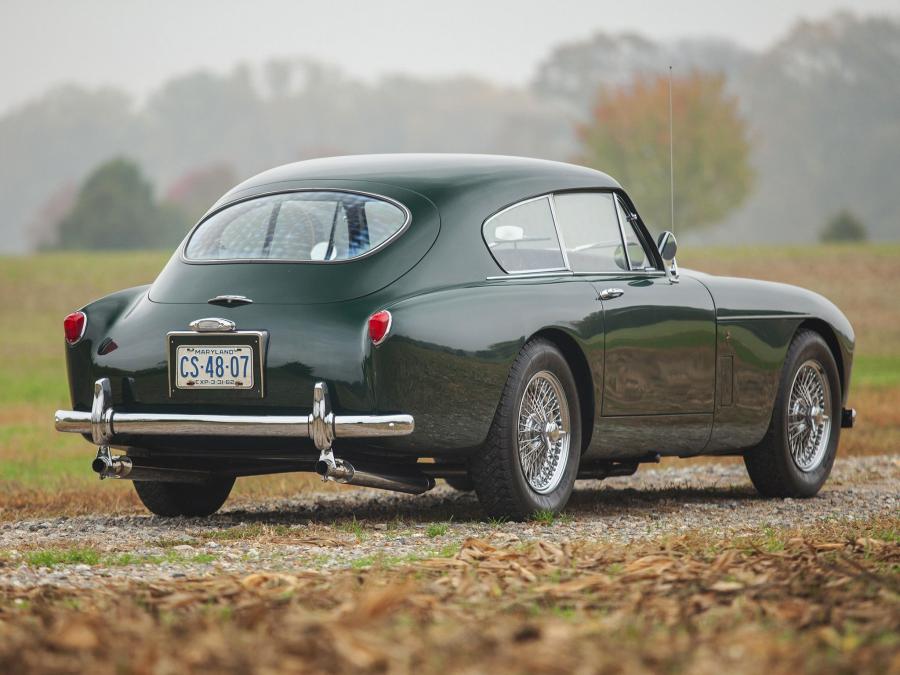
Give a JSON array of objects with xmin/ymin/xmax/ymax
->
[{"xmin": 54, "ymin": 378, "xmax": 414, "ymax": 452}]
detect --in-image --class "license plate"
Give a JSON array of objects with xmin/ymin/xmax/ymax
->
[{"xmin": 174, "ymin": 345, "xmax": 254, "ymax": 389}]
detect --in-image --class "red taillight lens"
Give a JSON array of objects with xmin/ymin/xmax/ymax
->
[
  {"xmin": 64, "ymin": 311, "xmax": 86, "ymax": 344},
  {"xmin": 368, "ymin": 310, "xmax": 392, "ymax": 345}
]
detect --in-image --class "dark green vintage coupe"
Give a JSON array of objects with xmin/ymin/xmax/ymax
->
[{"xmin": 55, "ymin": 154, "xmax": 856, "ymax": 519}]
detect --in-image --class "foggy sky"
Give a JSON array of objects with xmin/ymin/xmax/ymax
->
[{"xmin": 2, "ymin": 0, "xmax": 898, "ymax": 114}]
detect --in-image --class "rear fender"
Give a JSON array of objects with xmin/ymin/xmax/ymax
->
[
  {"xmin": 372, "ymin": 279, "xmax": 601, "ymax": 453},
  {"xmin": 66, "ymin": 285, "xmax": 149, "ymax": 409}
]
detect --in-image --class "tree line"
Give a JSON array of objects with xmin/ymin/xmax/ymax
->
[{"xmin": 2, "ymin": 12, "xmax": 890, "ymax": 252}]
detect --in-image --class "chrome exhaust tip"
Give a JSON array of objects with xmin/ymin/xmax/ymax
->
[
  {"xmin": 91, "ymin": 446, "xmax": 132, "ymax": 480},
  {"xmin": 315, "ymin": 456, "xmax": 354, "ymax": 482}
]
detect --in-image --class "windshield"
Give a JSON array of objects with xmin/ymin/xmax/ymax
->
[{"xmin": 184, "ymin": 191, "xmax": 409, "ymax": 262}]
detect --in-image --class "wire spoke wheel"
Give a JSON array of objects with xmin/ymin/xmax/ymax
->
[
  {"xmin": 517, "ymin": 370, "xmax": 570, "ymax": 494},
  {"xmin": 787, "ymin": 360, "xmax": 832, "ymax": 472}
]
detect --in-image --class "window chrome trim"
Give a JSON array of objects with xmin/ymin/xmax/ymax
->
[
  {"xmin": 572, "ymin": 270, "xmax": 665, "ymax": 278},
  {"xmin": 179, "ymin": 188, "xmax": 412, "ymax": 265},
  {"xmin": 614, "ymin": 193, "xmax": 662, "ymax": 272},
  {"xmin": 482, "ymin": 194, "xmax": 568, "ymax": 275},
  {"xmin": 485, "ymin": 270, "xmax": 575, "ymax": 281},
  {"xmin": 485, "ymin": 269, "xmax": 666, "ymax": 281},
  {"xmin": 547, "ymin": 194, "xmax": 571, "ymax": 271},
  {"xmin": 483, "ymin": 189, "xmax": 665, "ymax": 279},
  {"xmin": 485, "ymin": 193, "xmax": 553, "ymax": 220},
  {"xmin": 612, "ymin": 194, "xmax": 633, "ymax": 271}
]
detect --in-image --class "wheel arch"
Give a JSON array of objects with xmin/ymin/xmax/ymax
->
[
  {"xmin": 529, "ymin": 328, "xmax": 595, "ymax": 452},
  {"xmin": 797, "ymin": 318, "xmax": 846, "ymax": 398}
]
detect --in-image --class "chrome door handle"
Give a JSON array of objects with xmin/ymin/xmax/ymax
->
[{"xmin": 598, "ymin": 288, "xmax": 625, "ymax": 300}]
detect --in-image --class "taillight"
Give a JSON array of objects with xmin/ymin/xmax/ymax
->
[
  {"xmin": 368, "ymin": 310, "xmax": 392, "ymax": 346},
  {"xmin": 64, "ymin": 311, "xmax": 86, "ymax": 344}
]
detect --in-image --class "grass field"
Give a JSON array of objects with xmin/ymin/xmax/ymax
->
[{"xmin": 0, "ymin": 244, "xmax": 898, "ymax": 516}]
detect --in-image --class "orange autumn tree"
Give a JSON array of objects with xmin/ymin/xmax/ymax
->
[{"xmin": 578, "ymin": 72, "xmax": 753, "ymax": 234}]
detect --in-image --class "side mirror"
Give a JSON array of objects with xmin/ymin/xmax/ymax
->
[{"xmin": 656, "ymin": 231, "xmax": 679, "ymax": 281}]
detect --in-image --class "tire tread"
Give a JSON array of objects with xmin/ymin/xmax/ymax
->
[
  {"xmin": 744, "ymin": 329, "xmax": 840, "ymax": 498},
  {"xmin": 471, "ymin": 338, "xmax": 579, "ymax": 520},
  {"xmin": 133, "ymin": 477, "xmax": 235, "ymax": 517}
]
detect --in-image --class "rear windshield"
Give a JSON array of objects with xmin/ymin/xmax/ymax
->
[{"xmin": 184, "ymin": 191, "xmax": 409, "ymax": 262}]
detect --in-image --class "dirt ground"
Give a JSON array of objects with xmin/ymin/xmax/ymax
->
[{"xmin": 0, "ymin": 456, "xmax": 896, "ymax": 674}]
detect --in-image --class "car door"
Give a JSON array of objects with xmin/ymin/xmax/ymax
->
[{"xmin": 551, "ymin": 191, "xmax": 716, "ymax": 456}]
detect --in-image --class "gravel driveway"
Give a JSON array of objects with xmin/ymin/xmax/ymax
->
[{"xmin": 1, "ymin": 455, "xmax": 896, "ymax": 589}]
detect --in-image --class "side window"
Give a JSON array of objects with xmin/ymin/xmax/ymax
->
[
  {"xmin": 483, "ymin": 197, "xmax": 565, "ymax": 273},
  {"xmin": 552, "ymin": 192, "xmax": 627, "ymax": 273},
  {"xmin": 615, "ymin": 196, "xmax": 654, "ymax": 270}
]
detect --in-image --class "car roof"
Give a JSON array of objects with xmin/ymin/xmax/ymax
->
[{"xmin": 214, "ymin": 154, "xmax": 621, "ymax": 208}]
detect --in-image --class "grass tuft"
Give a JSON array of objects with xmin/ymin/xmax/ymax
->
[
  {"xmin": 532, "ymin": 509, "xmax": 558, "ymax": 525},
  {"xmin": 22, "ymin": 547, "xmax": 216, "ymax": 568},
  {"xmin": 425, "ymin": 520, "xmax": 451, "ymax": 538},
  {"xmin": 25, "ymin": 547, "xmax": 100, "ymax": 567},
  {"xmin": 336, "ymin": 516, "xmax": 367, "ymax": 541}
]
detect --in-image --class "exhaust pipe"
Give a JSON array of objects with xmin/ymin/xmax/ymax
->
[
  {"xmin": 315, "ymin": 450, "xmax": 434, "ymax": 495},
  {"xmin": 90, "ymin": 447, "xmax": 212, "ymax": 483},
  {"xmin": 92, "ymin": 447, "xmax": 133, "ymax": 479}
]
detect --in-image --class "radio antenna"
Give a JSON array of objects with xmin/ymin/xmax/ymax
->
[{"xmin": 668, "ymin": 65, "xmax": 675, "ymax": 235}]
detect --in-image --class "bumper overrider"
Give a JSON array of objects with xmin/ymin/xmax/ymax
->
[{"xmin": 54, "ymin": 378, "xmax": 433, "ymax": 494}]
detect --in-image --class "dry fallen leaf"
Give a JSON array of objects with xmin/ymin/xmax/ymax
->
[
  {"xmin": 534, "ymin": 573, "xmax": 612, "ymax": 596},
  {"xmin": 621, "ymin": 555, "xmax": 676, "ymax": 580},
  {"xmin": 711, "ymin": 549, "xmax": 739, "ymax": 573},
  {"xmin": 813, "ymin": 542, "xmax": 846, "ymax": 551},
  {"xmin": 0, "ymin": 515, "xmax": 896, "ymax": 675},
  {"xmin": 240, "ymin": 572, "xmax": 300, "ymax": 592},
  {"xmin": 47, "ymin": 620, "xmax": 99, "ymax": 651},
  {"xmin": 709, "ymin": 580, "xmax": 744, "ymax": 593}
]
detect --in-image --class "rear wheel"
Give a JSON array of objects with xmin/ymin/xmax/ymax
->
[
  {"xmin": 470, "ymin": 339, "xmax": 581, "ymax": 520},
  {"xmin": 133, "ymin": 476, "xmax": 235, "ymax": 517},
  {"xmin": 744, "ymin": 330, "xmax": 841, "ymax": 498}
]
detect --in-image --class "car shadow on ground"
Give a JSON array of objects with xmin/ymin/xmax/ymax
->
[{"xmin": 199, "ymin": 481, "xmax": 762, "ymax": 529}]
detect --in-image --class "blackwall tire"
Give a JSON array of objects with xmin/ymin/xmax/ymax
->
[
  {"xmin": 133, "ymin": 476, "xmax": 235, "ymax": 517},
  {"xmin": 744, "ymin": 330, "xmax": 842, "ymax": 498},
  {"xmin": 470, "ymin": 338, "xmax": 581, "ymax": 521}
]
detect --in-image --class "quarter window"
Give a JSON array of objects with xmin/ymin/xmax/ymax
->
[
  {"xmin": 185, "ymin": 191, "xmax": 408, "ymax": 262},
  {"xmin": 483, "ymin": 197, "xmax": 565, "ymax": 273},
  {"xmin": 553, "ymin": 192, "xmax": 627, "ymax": 273}
]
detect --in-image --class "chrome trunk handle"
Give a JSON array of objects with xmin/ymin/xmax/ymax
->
[{"xmin": 208, "ymin": 294, "xmax": 253, "ymax": 307}]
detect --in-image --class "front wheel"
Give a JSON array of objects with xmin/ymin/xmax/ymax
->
[
  {"xmin": 133, "ymin": 476, "xmax": 235, "ymax": 517},
  {"xmin": 470, "ymin": 339, "xmax": 581, "ymax": 521},
  {"xmin": 744, "ymin": 330, "xmax": 842, "ymax": 498}
]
